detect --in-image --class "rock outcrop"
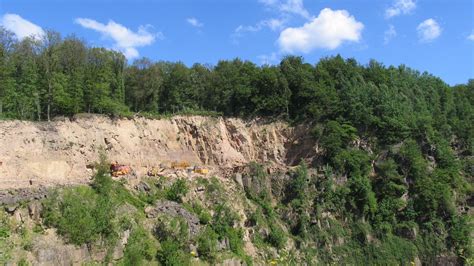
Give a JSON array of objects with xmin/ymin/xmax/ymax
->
[
  {"xmin": 0, "ymin": 115, "xmax": 317, "ymax": 190},
  {"xmin": 146, "ymin": 200, "xmax": 201, "ymax": 237}
]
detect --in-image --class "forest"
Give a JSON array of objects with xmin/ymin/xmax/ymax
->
[{"xmin": 0, "ymin": 27, "xmax": 473, "ymax": 263}]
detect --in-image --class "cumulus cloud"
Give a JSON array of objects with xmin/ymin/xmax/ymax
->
[
  {"xmin": 385, "ymin": 0, "xmax": 416, "ymax": 19},
  {"xmin": 384, "ymin": 24, "xmax": 397, "ymax": 44},
  {"xmin": 0, "ymin": 13, "xmax": 45, "ymax": 40},
  {"xmin": 278, "ymin": 8, "xmax": 364, "ymax": 53},
  {"xmin": 417, "ymin": 18, "xmax": 441, "ymax": 42},
  {"xmin": 187, "ymin": 17, "xmax": 203, "ymax": 28},
  {"xmin": 75, "ymin": 18, "xmax": 160, "ymax": 59},
  {"xmin": 259, "ymin": 0, "xmax": 310, "ymax": 19}
]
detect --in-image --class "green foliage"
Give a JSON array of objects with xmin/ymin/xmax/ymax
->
[
  {"xmin": 0, "ymin": 211, "xmax": 12, "ymax": 263},
  {"xmin": 191, "ymin": 203, "xmax": 212, "ymax": 225},
  {"xmin": 43, "ymin": 186, "xmax": 101, "ymax": 245},
  {"xmin": 122, "ymin": 226, "xmax": 156, "ymax": 265},
  {"xmin": 0, "ymin": 212, "xmax": 10, "ymax": 239},
  {"xmin": 165, "ymin": 179, "xmax": 188, "ymax": 203},
  {"xmin": 197, "ymin": 227, "xmax": 219, "ymax": 262},
  {"xmin": 320, "ymin": 120, "xmax": 357, "ymax": 159},
  {"xmin": 448, "ymin": 215, "xmax": 472, "ymax": 258},
  {"xmin": 245, "ymin": 162, "xmax": 270, "ymax": 202},
  {"xmin": 156, "ymin": 239, "xmax": 191, "ymax": 266},
  {"xmin": 154, "ymin": 215, "xmax": 189, "ymax": 243},
  {"xmin": 267, "ymin": 222, "xmax": 287, "ymax": 249},
  {"xmin": 211, "ymin": 204, "xmax": 245, "ymax": 256}
]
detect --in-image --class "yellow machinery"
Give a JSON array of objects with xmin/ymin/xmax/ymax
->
[
  {"xmin": 194, "ymin": 167, "xmax": 209, "ymax": 174},
  {"xmin": 171, "ymin": 161, "xmax": 190, "ymax": 169}
]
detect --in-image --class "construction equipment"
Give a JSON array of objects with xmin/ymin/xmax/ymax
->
[
  {"xmin": 110, "ymin": 162, "xmax": 131, "ymax": 177},
  {"xmin": 171, "ymin": 161, "xmax": 190, "ymax": 169},
  {"xmin": 193, "ymin": 166, "xmax": 209, "ymax": 175}
]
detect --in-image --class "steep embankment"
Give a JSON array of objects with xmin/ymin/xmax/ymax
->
[{"xmin": 0, "ymin": 115, "xmax": 316, "ymax": 189}]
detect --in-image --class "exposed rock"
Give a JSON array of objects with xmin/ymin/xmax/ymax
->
[
  {"xmin": 218, "ymin": 258, "xmax": 247, "ymax": 266},
  {"xmin": 217, "ymin": 237, "xmax": 230, "ymax": 251},
  {"xmin": 233, "ymin": 173, "xmax": 243, "ymax": 188},
  {"xmin": 112, "ymin": 229, "xmax": 130, "ymax": 261},
  {"xmin": 146, "ymin": 200, "xmax": 201, "ymax": 236},
  {"xmin": 5, "ymin": 204, "xmax": 18, "ymax": 214},
  {"xmin": 0, "ymin": 115, "xmax": 317, "ymax": 190},
  {"xmin": 28, "ymin": 200, "xmax": 43, "ymax": 221},
  {"xmin": 32, "ymin": 229, "xmax": 91, "ymax": 265},
  {"xmin": 135, "ymin": 181, "xmax": 151, "ymax": 192},
  {"xmin": 0, "ymin": 187, "xmax": 50, "ymax": 206}
]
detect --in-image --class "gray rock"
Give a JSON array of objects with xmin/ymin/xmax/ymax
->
[
  {"xmin": 0, "ymin": 187, "xmax": 50, "ymax": 206},
  {"xmin": 5, "ymin": 204, "xmax": 18, "ymax": 214},
  {"xmin": 28, "ymin": 200, "xmax": 43, "ymax": 221},
  {"xmin": 233, "ymin": 173, "xmax": 243, "ymax": 188},
  {"xmin": 135, "ymin": 181, "xmax": 151, "ymax": 192},
  {"xmin": 217, "ymin": 237, "xmax": 229, "ymax": 251},
  {"xmin": 146, "ymin": 200, "xmax": 201, "ymax": 237}
]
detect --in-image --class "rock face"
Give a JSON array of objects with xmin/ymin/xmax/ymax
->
[
  {"xmin": 0, "ymin": 187, "xmax": 50, "ymax": 205},
  {"xmin": 146, "ymin": 200, "xmax": 201, "ymax": 237},
  {"xmin": 0, "ymin": 115, "xmax": 316, "ymax": 190}
]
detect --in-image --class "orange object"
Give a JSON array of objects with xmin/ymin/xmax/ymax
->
[{"xmin": 110, "ymin": 162, "xmax": 131, "ymax": 177}]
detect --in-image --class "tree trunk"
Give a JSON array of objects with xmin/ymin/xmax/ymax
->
[{"xmin": 47, "ymin": 80, "xmax": 52, "ymax": 121}]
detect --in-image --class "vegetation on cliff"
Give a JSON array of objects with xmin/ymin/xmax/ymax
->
[{"xmin": 0, "ymin": 26, "xmax": 472, "ymax": 264}]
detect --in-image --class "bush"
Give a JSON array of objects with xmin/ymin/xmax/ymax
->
[
  {"xmin": 197, "ymin": 227, "xmax": 219, "ymax": 262},
  {"xmin": 267, "ymin": 222, "xmax": 287, "ymax": 249},
  {"xmin": 122, "ymin": 226, "xmax": 156, "ymax": 265},
  {"xmin": 156, "ymin": 239, "xmax": 190, "ymax": 266},
  {"xmin": 154, "ymin": 215, "xmax": 189, "ymax": 243},
  {"xmin": 166, "ymin": 179, "xmax": 188, "ymax": 203},
  {"xmin": 191, "ymin": 203, "xmax": 212, "ymax": 224},
  {"xmin": 43, "ymin": 186, "xmax": 100, "ymax": 245}
]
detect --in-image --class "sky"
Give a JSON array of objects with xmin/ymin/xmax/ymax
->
[{"xmin": 0, "ymin": 0, "xmax": 473, "ymax": 85}]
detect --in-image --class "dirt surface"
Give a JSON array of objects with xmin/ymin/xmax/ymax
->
[{"xmin": 0, "ymin": 115, "xmax": 316, "ymax": 190}]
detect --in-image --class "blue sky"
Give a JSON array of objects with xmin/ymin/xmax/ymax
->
[{"xmin": 0, "ymin": 0, "xmax": 473, "ymax": 85}]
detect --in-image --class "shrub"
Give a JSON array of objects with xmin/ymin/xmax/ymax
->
[
  {"xmin": 122, "ymin": 226, "xmax": 157, "ymax": 265},
  {"xmin": 154, "ymin": 215, "xmax": 189, "ymax": 243},
  {"xmin": 267, "ymin": 222, "xmax": 287, "ymax": 249},
  {"xmin": 191, "ymin": 203, "xmax": 212, "ymax": 225},
  {"xmin": 166, "ymin": 179, "xmax": 188, "ymax": 203},
  {"xmin": 156, "ymin": 239, "xmax": 190, "ymax": 266},
  {"xmin": 197, "ymin": 227, "xmax": 219, "ymax": 262},
  {"xmin": 43, "ymin": 186, "xmax": 100, "ymax": 245}
]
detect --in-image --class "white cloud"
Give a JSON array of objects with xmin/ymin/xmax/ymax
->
[
  {"xmin": 385, "ymin": 0, "xmax": 416, "ymax": 19},
  {"xmin": 278, "ymin": 8, "xmax": 364, "ymax": 53},
  {"xmin": 0, "ymin": 13, "xmax": 45, "ymax": 40},
  {"xmin": 259, "ymin": 0, "xmax": 310, "ymax": 19},
  {"xmin": 187, "ymin": 17, "xmax": 203, "ymax": 28},
  {"xmin": 468, "ymin": 32, "xmax": 474, "ymax": 41},
  {"xmin": 417, "ymin": 18, "xmax": 441, "ymax": 42},
  {"xmin": 75, "ymin": 18, "xmax": 160, "ymax": 59},
  {"xmin": 384, "ymin": 24, "xmax": 397, "ymax": 44},
  {"xmin": 235, "ymin": 18, "xmax": 285, "ymax": 35},
  {"xmin": 280, "ymin": 0, "xmax": 310, "ymax": 19}
]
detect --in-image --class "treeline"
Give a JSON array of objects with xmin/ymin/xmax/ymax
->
[{"xmin": 0, "ymin": 27, "xmax": 473, "ymax": 149}]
